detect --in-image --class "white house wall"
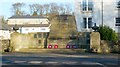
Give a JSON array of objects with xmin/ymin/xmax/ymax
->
[
  {"xmin": 0, "ymin": 30, "xmax": 10, "ymax": 40},
  {"xmin": 93, "ymin": 0, "xmax": 102, "ymax": 26},
  {"xmin": 20, "ymin": 27, "xmax": 50, "ymax": 34},
  {"xmin": 103, "ymin": 0, "xmax": 117, "ymax": 31},
  {"xmin": 7, "ymin": 17, "xmax": 51, "ymax": 34},
  {"xmin": 74, "ymin": 0, "xmax": 84, "ymax": 32},
  {"xmin": 74, "ymin": 0, "xmax": 119, "ymax": 33}
]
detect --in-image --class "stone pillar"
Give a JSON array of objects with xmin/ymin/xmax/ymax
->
[{"xmin": 90, "ymin": 32, "xmax": 101, "ymax": 52}]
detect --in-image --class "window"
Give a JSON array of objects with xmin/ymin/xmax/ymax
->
[
  {"xmin": 88, "ymin": 18, "xmax": 92, "ymax": 28},
  {"xmin": 82, "ymin": 0, "xmax": 93, "ymax": 11},
  {"xmin": 116, "ymin": 18, "xmax": 120, "ymax": 23},
  {"xmin": 43, "ymin": 33, "xmax": 47, "ymax": 38},
  {"xmin": 115, "ymin": 18, "xmax": 120, "ymax": 26},
  {"xmin": 38, "ymin": 40, "xmax": 41, "ymax": 44},
  {"xmin": 88, "ymin": 2, "xmax": 93, "ymax": 11},
  {"xmin": 83, "ymin": 18, "xmax": 92, "ymax": 28},
  {"xmin": 83, "ymin": 18, "xmax": 87, "ymax": 28},
  {"xmin": 34, "ymin": 34, "xmax": 37, "ymax": 38},
  {"xmin": 82, "ymin": 1, "xmax": 87, "ymax": 11},
  {"xmin": 116, "ymin": 24, "xmax": 120, "ymax": 26},
  {"xmin": 41, "ymin": 28, "xmax": 45, "ymax": 30},
  {"xmin": 117, "ymin": 1, "xmax": 120, "ymax": 8},
  {"xmin": 38, "ymin": 33, "xmax": 42, "ymax": 38}
]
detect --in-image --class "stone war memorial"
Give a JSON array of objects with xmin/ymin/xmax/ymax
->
[
  {"xmin": 10, "ymin": 31, "xmax": 101, "ymax": 53},
  {"xmin": 90, "ymin": 32, "xmax": 101, "ymax": 53},
  {"xmin": 7, "ymin": 15, "xmax": 101, "ymax": 53}
]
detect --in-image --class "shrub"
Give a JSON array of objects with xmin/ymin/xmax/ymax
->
[
  {"xmin": 98, "ymin": 26, "xmax": 118, "ymax": 41},
  {"xmin": 111, "ymin": 45, "xmax": 120, "ymax": 54}
]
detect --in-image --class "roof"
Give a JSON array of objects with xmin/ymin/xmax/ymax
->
[
  {"xmin": 8, "ymin": 16, "xmax": 48, "ymax": 19},
  {"xmin": 9, "ymin": 24, "xmax": 50, "ymax": 27},
  {"xmin": 56, "ymin": 14, "xmax": 73, "ymax": 16}
]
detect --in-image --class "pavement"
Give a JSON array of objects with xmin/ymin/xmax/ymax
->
[{"xmin": 1, "ymin": 52, "xmax": 120, "ymax": 67}]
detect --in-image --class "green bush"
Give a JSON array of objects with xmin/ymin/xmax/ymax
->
[
  {"xmin": 98, "ymin": 26, "xmax": 118, "ymax": 41},
  {"xmin": 111, "ymin": 45, "xmax": 120, "ymax": 53}
]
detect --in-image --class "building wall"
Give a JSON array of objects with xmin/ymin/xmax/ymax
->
[
  {"xmin": 8, "ymin": 18, "xmax": 49, "ymax": 25},
  {"xmin": 10, "ymin": 32, "xmax": 48, "ymax": 51},
  {"xmin": 74, "ymin": 0, "xmax": 84, "ymax": 32},
  {"xmin": 0, "ymin": 30, "xmax": 10, "ymax": 40},
  {"xmin": 19, "ymin": 27, "xmax": 50, "ymax": 34},
  {"xmin": 102, "ymin": 0, "xmax": 117, "ymax": 31},
  {"xmin": 74, "ymin": 0, "xmax": 119, "ymax": 33},
  {"xmin": 7, "ymin": 18, "xmax": 50, "ymax": 34}
]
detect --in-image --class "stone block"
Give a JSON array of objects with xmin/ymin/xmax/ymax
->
[{"xmin": 90, "ymin": 32, "xmax": 101, "ymax": 52}]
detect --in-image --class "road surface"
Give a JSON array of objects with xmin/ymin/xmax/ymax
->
[{"xmin": 1, "ymin": 52, "xmax": 120, "ymax": 67}]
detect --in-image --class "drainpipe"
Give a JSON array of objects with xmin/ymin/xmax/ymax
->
[{"xmin": 101, "ymin": 0, "xmax": 103, "ymax": 26}]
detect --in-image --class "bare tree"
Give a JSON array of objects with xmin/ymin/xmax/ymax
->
[
  {"xmin": 12, "ymin": 2, "xmax": 25, "ymax": 16},
  {"xmin": 44, "ymin": 4, "xmax": 50, "ymax": 16},
  {"xmin": 0, "ymin": 16, "xmax": 6, "ymax": 23},
  {"xmin": 48, "ymin": 3, "xmax": 60, "ymax": 20},
  {"xmin": 64, "ymin": 4, "xmax": 72, "ymax": 14},
  {"xmin": 29, "ymin": 5, "xmax": 35, "ymax": 15},
  {"xmin": 58, "ymin": 4, "xmax": 66, "ymax": 14},
  {"xmin": 39, "ymin": 4, "xmax": 44, "ymax": 16},
  {"xmin": 32, "ymin": 11, "xmax": 38, "ymax": 16},
  {"xmin": 49, "ymin": 3, "xmax": 59, "ymax": 14},
  {"xmin": 11, "ymin": 2, "xmax": 73, "ymax": 16},
  {"xmin": 29, "ymin": 4, "xmax": 40, "ymax": 16}
]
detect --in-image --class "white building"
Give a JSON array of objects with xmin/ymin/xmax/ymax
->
[
  {"xmin": 74, "ymin": 0, "xmax": 120, "ymax": 33},
  {"xmin": 7, "ymin": 16, "xmax": 51, "ymax": 34},
  {"xmin": 0, "ymin": 23, "xmax": 11, "ymax": 40}
]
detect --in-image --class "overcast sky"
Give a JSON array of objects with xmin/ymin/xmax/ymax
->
[{"xmin": 0, "ymin": 0, "xmax": 74, "ymax": 19}]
